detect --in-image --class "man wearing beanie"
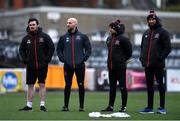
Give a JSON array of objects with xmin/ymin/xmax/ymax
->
[
  {"xmin": 101, "ymin": 19, "xmax": 132, "ymax": 112},
  {"xmin": 139, "ymin": 10, "xmax": 171, "ymax": 114}
]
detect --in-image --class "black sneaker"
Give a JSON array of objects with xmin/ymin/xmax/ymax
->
[
  {"xmin": 101, "ymin": 106, "xmax": 113, "ymax": 112},
  {"xmin": 62, "ymin": 106, "xmax": 69, "ymax": 111},
  {"xmin": 119, "ymin": 106, "xmax": 126, "ymax": 112},
  {"xmin": 19, "ymin": 106, "xmax": 32, "ymax": 111},
  {"xmin": 40, "ymin": 106, "xmax": 47, "ymax": 112},
  {"xmin": 79, "ymin": 107, "xmax": 84, "ymax": 112}
]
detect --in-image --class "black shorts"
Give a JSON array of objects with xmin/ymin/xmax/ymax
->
[{"xmin": 26, "ymin": 67, "xmax": 48, "ymax": 85}]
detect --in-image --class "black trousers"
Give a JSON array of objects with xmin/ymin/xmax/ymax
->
[
  {"xmin": 145, "ymin": 67, "xmax": 165, "ymax": 109},
  {"xmin": 63, "ymin": 63, "xmax": 85, "ymax": 108},
  {"xmin": 108, "ymin": 68, "xmax": 127, "ymax": 108}
]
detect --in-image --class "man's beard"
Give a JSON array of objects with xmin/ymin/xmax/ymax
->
[
  {"xmin": 148, "ymin": 23, "xmax": 155, "ymax": 29},
  {"xmin": 68, "ymin": 28, "xmax": 74, "ymax": 32},
  {"xmin": 30, "ymin": 27, "xmax": 36, "ymax": 32},
  {"xmin": 29, "ymin": 29, "xmax": 37, "ymax": 35}
]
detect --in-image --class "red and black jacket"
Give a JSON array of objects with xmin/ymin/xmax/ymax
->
[
  {"xmin": 19, "ymin": 28, "xmax": 55, "ymax": 69},
  {"xmin": 106, "ymin": 33, "xmax": 132, "ymax": 70},
  {"xmin": 56, "ymin": 29, "xmax": 91, "ymax": 68},
  {"xmin": 140, "ymin": 24, "xmax": 171, "ymax": 68}
]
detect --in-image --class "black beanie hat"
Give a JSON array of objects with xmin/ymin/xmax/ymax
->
[
  {"xmin": 109, "ymin": 19, "xmax": 125, "ymax": 34},
  {"xmin": 147, "ymin": 10, "xmax": 158, "ymax": 20}
]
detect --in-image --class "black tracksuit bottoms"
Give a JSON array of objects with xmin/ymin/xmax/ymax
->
[
  {"xmin": 63, "ymin": 63, "xmax": 85, "ymax": 108},
  {"xmin": 108, "ymin": 68, "xmax": 127, "ymax": 108},
  {"xmin": 145, "ymin": 67, "xmax": 165, "ymax": 109}
]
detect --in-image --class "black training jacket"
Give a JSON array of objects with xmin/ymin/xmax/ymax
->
[
  {"xmin": 140, "ymin": 25, "xmax": 171, "ymax": 68},
  {"xmin": 19, "ymin": 28, "xmax": 55, "ymax": 69},
  {"xmin": 106, "ymin": 34, "xmax": 132, "ymax": 70},
  {"xmin": 56, "ymin": 29, "xmax": 91, "ymax": 68}
]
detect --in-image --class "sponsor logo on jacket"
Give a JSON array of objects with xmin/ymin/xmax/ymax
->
[
  {"xmin": 66, "ymin": 37, "xmax": 70, "ymax": 42},
  {"xmin": 27, "ymin": 40, "xmax": 31, "ymax": 44}
]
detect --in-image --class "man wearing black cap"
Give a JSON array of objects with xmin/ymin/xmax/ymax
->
[
  {"xmin": 101, "ymin": 19, "xmax": 132, "ymax": 112},
  {"xmin": 139, "ymin": 10, "xmax": 171, "ymax": 114}
]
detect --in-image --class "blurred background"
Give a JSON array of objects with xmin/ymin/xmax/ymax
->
[{"xmin": 0, "ymin": 0, "xmax": 180, "ymax": 92}]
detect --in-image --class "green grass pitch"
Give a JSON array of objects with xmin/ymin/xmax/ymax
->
[{"xmin": 0, "ymin": 91, "xmax": 180, "ymax": 120}]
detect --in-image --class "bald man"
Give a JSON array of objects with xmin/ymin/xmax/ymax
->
[{"xmin": 56, "ymin": 18, "xmax": 91, "ymax": 111}]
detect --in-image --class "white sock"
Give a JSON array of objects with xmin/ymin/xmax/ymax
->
[
  {"xmin": 27, "ymin": 101, "xmax": 32, "ymax": 108},
  {"xmin": 40, "ymin": 101, "xmax": 45, "ymax": 106}
]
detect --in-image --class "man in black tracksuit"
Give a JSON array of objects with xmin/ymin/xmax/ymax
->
[
  {"xmin": 56, "ymin": 18, "xmax": 91, "ymax": 111},
  {"xmin": 19, "ymin": 18, "xmax": 55, "ymax": 112},
  {"xmin": 139, "ymin": 11, "xmax": 171, "ymax": 114},
  {"xmin": 102, "ymin": 19, "xmax": 132, "ymax": 112}
]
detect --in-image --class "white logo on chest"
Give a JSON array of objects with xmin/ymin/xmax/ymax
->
[{"xmin": 27, "ymin": 40, "xmax": 31, "ymax": 44}]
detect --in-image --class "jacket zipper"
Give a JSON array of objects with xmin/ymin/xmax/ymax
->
[
  {"xmin": 72, "ymin": 34, "xmax": 75, "ymax": 68},
  {"xmin": 109, "ymin": 36, "xmax": 115, "ymax": 70},
  {"xmin": 147, "ymin": 30, "xmax": 154, "ymax": 67},
  {"xmin": 34, "ymin": 36, "xmax": 39, "ymax": 69}
]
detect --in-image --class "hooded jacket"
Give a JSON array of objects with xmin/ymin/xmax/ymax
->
[
  {"xmin": 107, "ymin": 24, "xmax": 132, "ymax": 70},
  {"xmin": 140, "ymin": 17, "xmax": 171, "ymax": 68},
  {"xmin": 19, "ymin": 27, "xmax": 55, "ymax": 69},
  {"xmin": 56, "ymin": 29, "xmax": 91, "ymax": 68}
]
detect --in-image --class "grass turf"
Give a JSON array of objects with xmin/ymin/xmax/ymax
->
[{"xmin": 0, "ymin": 91, "xmax": 180, "ymax": 120}]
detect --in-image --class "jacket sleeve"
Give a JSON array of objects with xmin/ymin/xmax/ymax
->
[
  {"xmin": 139, "ymin": 33, "xmax": 145, "ymax": 61},
  {"xmin": 45, "ymin": 34, "xmax": 55, "ymax": 63},
  {"xmin": 19, "ymin": 37, "xmax": 27, "ymax": 63},
  {"xmin": 83, "ymin": 35, "xmax": 92, "ymax": 61},
  {"xmin": 123, "ymin": 37, "xmax": 132, "ymax": 60},
  {"xmin": 159, "ymin": 30, "xmax": 171, "ymax": 60},
  {"xmin": 56, "ymin": 36, "xmax": 65, "ymax": 63},
  {"xmin": 106, "ymin": 36, "xmax": 110, "ymax": 47}
]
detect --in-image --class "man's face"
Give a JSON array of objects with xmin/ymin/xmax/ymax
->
[
  {"xmin": 28, "ymin": 21, "xmax": 38, "ymax": 32},
  {"xmin": 109, "ymin": 27, "xmax": 116, "ymax": 34},
  {"xmin": 148, "ymin": 18, "xmax": 157, "ymax": 26},
  {"xmin": 66, "ymin": 18, "xmax": 77, "ymax": 31}
]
